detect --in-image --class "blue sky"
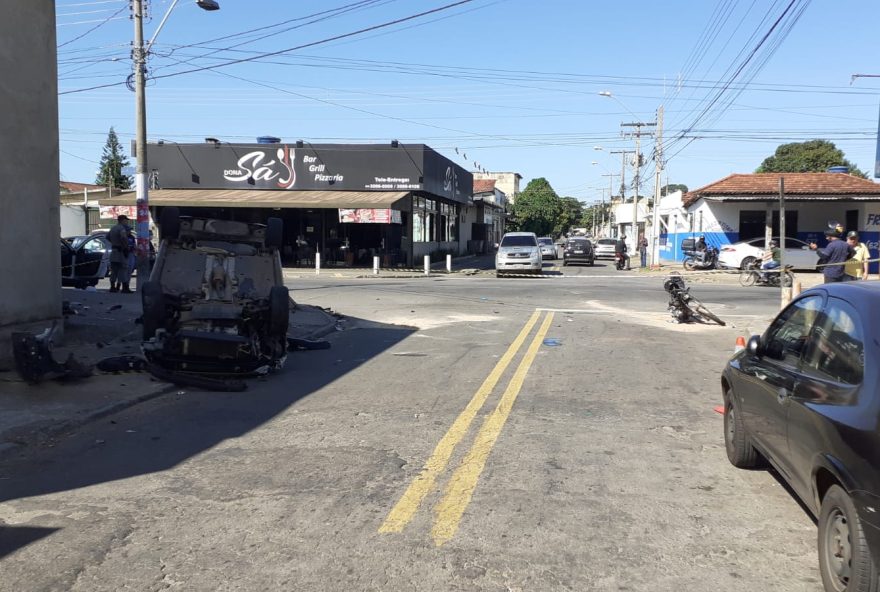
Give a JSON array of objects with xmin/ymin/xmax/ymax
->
[{"xmin": 57, "ymin": 0, "xmax": 880, "ymax": 202}]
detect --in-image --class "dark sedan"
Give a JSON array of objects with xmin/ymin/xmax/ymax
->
[
  {"xmin": 721, "ymin": 282, "xmax": 880, "ymax": 592},
  {"xmin": 562, "ymin": 237, "xmax": 594, "ymax": 266},
  {"xmin": 60, "ymin": 234, "xmax": 110, "ymax": 288}
]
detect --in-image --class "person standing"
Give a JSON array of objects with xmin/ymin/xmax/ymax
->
[
  {"xmin": 843, "ymin": 230, "xmax": 869, "ymax": 281},
  {"xmin": 638, "ymin": 234, "xmax": 648, "ymax": 268},
  {"xmin": 106, "ymin": 214, "xmax": 132, "ymax": 293},
  {"xmin": 809, "ymin": 229, "xmax": 853, "ymax": 283}
]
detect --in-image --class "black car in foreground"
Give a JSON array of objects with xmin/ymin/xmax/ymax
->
[
  {"xmin": 722, "ymin": 282, "xmax": 879, "ymax": 592},
  {"xmin": 562, "ymin": 237, "xmax": 594, "ymax": 266}
]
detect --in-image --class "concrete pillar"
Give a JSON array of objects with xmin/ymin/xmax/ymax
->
[{"xmin": 0, "ymin": 1, "xmax": 63, "ymax": 369}]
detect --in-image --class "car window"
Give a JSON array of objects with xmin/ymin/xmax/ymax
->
[
  {"xmin": 784, "ymin": 238, "xmax": 807, "ymax": 249},
  {"xmin": 802, "ymin": 298, "xmax": 864, "ymax": 385},
  {"xmin": 763, "ymin": 295, "xmax": 823, "ymax": 365},
  {"xmin": 747, "ymin": 238, "xmax": 765, "ymax": 247},
  {"xmin": 82, "ymin": 237, "xmax": 108, "ymax": 253},
  {"xmin": 537, "ymin": 238, "xmax": 553, "ymax": 246},
  {"xmin": 500, "ymin": 235, "xmax": 537, "ymax": 247},
  {"xmin": 598, "ymin": 239, "xmax": 616, "ymax": 245}
]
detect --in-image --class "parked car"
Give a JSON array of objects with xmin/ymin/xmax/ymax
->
[
  {"xmin": 721, "ymin": 282, "xmax": 880, "ymax": 592},
  {"xmin": 495, "ymin": 232, "xmax": 542, "ymax": 276},
  {"xmin": 593, "ymin": 238, "xmax": 617, "ymax": 259},
  {"xmin": 562, "ymin": 237, "xmax": 594, "ymax": 266},
  {"xmin": 60, "ymin": 235, "xmax": 110, "ymax": 288},
  {"xmin": 141, "ymin": 208, "xmax": 289, "ymax": 375},
  {"xmin": 537, "ymin": 236, "xmax": 557, "ymax": 260},
  {"xmin": 718, "ymin": 236, "xmax": 817, "ymax": 270}
]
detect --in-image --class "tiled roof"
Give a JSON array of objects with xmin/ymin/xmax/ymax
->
[
  {"xmin": 60, "ymin": 181, "xmax": 104, "ymax": 193},
  {"xmin": 473, "ymin": 179, "xmax": 496, "ymax": 194},
  {"xmin": 683, "ymin": 173, "xmax": 880, "ymax": 207}
]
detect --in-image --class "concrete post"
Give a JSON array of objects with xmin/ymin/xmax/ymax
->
[
  {"xmin": 446, "ymin": 254, "xmax": 452, "ymax": 273},
  {"xmin": 424, "ymin": 255, "xmax": 430, "ymax": 276},
  {"xmin": 315, "ymin": 252, "xmax": 321, "ymax": 275},
  {"xmin": 373, "ymin": 256, "xmax": 380, "ymax": 275}
]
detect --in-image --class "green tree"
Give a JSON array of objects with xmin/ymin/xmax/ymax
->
[
  {"xmin": 508, "ymin": 178, "xmax": 562, "ymax": 236},
  {"xmin": 553, "ymin": 196, "xmax": 586, "ymax": 237},
  {"xmin": 755, "ymin": 140, "xmax": 867, "ymax": 178},
  {"xmin": 95, "ymin": 127, "xmax": 132, "ymax": 189},
  {"xmin": 660, "ymin": 183, "xmax": 688, "ymax": 196}
]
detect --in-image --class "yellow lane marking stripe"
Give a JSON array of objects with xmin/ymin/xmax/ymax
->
[
  {"xmin": 378, "ymin": 310, "xmax": 543, "ymax": 534},
  {"xmin": 431, "ymin": 312, "xmax": 555, "ymax": 546}
]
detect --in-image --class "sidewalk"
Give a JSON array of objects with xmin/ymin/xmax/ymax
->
[
  {"xmin": 0, "ymin": 285, "xmax": 338, "ymax": 457},
  {"xmin": 283, "ymin": 253, "xmax": 497, "ymax": 279}
]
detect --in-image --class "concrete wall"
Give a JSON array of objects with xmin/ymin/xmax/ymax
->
[
  {"xmin": 0, "ymin": 1, "xmax": 62, "ymax": 368},
  {"xmin": 474, "ymin": 172, "xmax": 520, "ymax": 204},
  {"xmin": 61, "ymin": 204, "xmax": 88, "ymax": 236}
]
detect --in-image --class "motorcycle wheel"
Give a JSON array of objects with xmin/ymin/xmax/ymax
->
[
  {"xmin": 739, "ymin": 270, "xmax": 757, "ymax": 287},
  {"xmin": 683, "ymin": 258, "xmax": 696, "ymax": 271}
]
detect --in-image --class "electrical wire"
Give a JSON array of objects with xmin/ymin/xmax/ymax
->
[{"xmin": 57, "ymin": 4, "xmax": 127, "ymax": 48}]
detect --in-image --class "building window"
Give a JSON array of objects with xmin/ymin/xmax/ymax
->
[{"xmin": 413, "ymin": 196, "xmax": 437, "ymax": 242}]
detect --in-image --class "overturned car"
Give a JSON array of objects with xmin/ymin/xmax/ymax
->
[{"xmin": 142, "ymin": 208, "xmax": 289, "ymax": 375}]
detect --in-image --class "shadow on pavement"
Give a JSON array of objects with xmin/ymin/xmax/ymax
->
[
  {"xmin": 0, "ymin": 526, "xmax": 60, "ymax": 559},
  {"xmin": 0, "ymin": 316, "xmax": 414, "ymax": 556}
]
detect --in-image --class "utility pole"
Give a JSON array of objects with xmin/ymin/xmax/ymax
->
[
  {"xmin": 650, "ymin": 105, "xmax": 664, "ymax": 268},
  {"xmin": 622, "ymin": 121, "xmax": 656, "ymax": 256},
  {"xmin": 133, "ymin": 0, "xmax": 150, "ymax": 291},
  {"xmin": 601, "ymin": 173, "xmax": 618, "ymax": 237},
  {"xmin": 608, "ymin": 153, "xmax": 630, "ymax": 238}
]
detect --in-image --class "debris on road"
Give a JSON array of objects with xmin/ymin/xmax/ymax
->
[
  {"xmin": 663, "ymin": 273, "xmax": 726, "ymax": 326},
  {"xmin": 11, "ymin": 323, "xmax": 93, "ymax": 383}
]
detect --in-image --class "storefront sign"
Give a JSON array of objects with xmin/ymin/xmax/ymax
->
[
  {"xmin": 99, "ymin": 205, "xmax": 136, "ymax": 219},
  {"xmin": 339, "ymin": 209, "xmax": 401, "ymax": 224},
  {"xmin": 146, "ymin": 142, "xmax": 472, "ymax": 204}
]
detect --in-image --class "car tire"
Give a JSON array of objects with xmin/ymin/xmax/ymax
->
[
  {"xmin": 142, "ymin": 281, "xmax": 165, "ymax": 340},
  {"xmin": 160, "ymin": 207, "xmax": 181, "ymax": 240},
  {"xmin": 740, "ymin": 256, "xmax": 757, "ymax": 270},
  {"xmin": 266, "ymin": 217, "xmax": 283, "ymax": 250},
  {"xmin": 818, "ymin": 485, "xmax": 880, "ymax": 592},
  {"xmin": 269, "ymin": 286, "xmax": 290, "ymax": 337},
  {"xmin": 724, "ymin": 392, "xmax": 760, "ymax": 468}
]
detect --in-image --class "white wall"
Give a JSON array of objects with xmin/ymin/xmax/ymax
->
[
  {"xmin": 0, "ymin": 1, "xmax": 62, "ymax": 369},
  {"xmin": 60, "ymin": 204, "xmax": 87, "ymax": 236}
]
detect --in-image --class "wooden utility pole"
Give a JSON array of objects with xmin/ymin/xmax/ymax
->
[
  {"xmin": 650, "ymin": 105, "xmax": 664, "ymax": 268},
  {"xmin": 780, "ymin": 177, "xmax": 791, "ymax": 307}
]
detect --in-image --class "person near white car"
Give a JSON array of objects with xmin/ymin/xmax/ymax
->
[{"xmin": 844, "ymin": 231, "xmax": 869, "ymax": 281}]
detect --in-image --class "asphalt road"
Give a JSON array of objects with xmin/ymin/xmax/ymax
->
[{"xmin": 0, "ymin": 265, "xmax": 823, "ymax": 591}]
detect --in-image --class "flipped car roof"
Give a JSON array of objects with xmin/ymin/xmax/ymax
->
[{"xmin": 100, "ymin": 189, "xmax": 410, "ymax": 209}]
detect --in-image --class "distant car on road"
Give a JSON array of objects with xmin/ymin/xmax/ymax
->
[
  {"xmin": 495, "ymin": 232, "xmax": 541, "ymax": 276},
  {"xmin": 718, "ymin": 236, "xmax": 816, "ymax": 270},
  {"xmin": 722, "ymin": 282, "xmax": 880, "ymax": 592},
  {"xmin": 562, "ymin": 237, "xmax": 594, "ymax": 266},
  {"xmin": 537, "ymin": 236, "xmax": 557, "ymax": 260},
  {"xmin": 593, "ymin": 238, "xmax": 617, "ymax": 259}
]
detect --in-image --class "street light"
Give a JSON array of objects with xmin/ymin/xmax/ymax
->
[{"xmin": 133, "ymin": 0, "xmax": 219, "ymax": 290}]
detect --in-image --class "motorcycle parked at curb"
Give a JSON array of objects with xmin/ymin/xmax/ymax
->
[
  {"xmin": 739, "ymin": 259, "xmax": 794, "ymax": 287},
  {"xmin": 682, "ymin": 246, "xmax": 719, "ymax": 271}
]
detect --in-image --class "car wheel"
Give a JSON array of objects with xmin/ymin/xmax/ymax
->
[
  {"xmin": 160, "ymin": 207, "xmax": 181, "ymax": 240},
  {"xmin": 142, "ymin": 281, "xmax": 165, "ymax": 340},
  {"xmin": 269, "ymin": 286, "xmax": 290, "ymax": 338},
  {"xmin": 724, "ymin": 392, "xmax": 760, "ymax": 468},
  {"xmin": 818, "ymin": 485, "xmax": 880, "ymax": 592},
  {"xmin": 266, "ymin": 217, "xmax": 283, "ymax": 250},
  {"xmin": 740, "ymin": 256, "xmax": 757, "ymax": 271}
]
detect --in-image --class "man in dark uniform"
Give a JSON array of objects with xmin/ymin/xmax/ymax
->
[
  {"xmin": 615, "ymin": 235, "xmax": 630, "ymax": 270},
  {"xmin": 107, "ymin": 214, "xmax": 132, "ymax": 293},
  {"xmin": 810, "ymin": 229, "xmax": 853, "ymax": 283}
]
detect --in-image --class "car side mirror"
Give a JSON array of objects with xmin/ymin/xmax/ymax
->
[{"xmin": 747, "ymin": 335, "xmax": 763, "ymax": 356}]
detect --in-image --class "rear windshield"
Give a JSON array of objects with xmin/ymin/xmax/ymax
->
[
  {"xmin": 597, "ymin": 239, "xmax": 616, "ymax": 245},
  {"xmin": 501, "ymin": 235, "xmax": 537, "ymax": 247},
  {"xmin": 537, "ymin": 238, "xmax": 553, "ymax": 245},
  {"xmin": 568, "ymin": 239, "xmax": 589, "ymax": 246}
]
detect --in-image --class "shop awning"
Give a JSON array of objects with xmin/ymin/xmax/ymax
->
[{"xmin": 98, "ymin": 189, "xmax": 410, "ymax": 209}]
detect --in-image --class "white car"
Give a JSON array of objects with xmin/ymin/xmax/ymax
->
[
  {"xmin": 717, "ymin": 236, "xmax": 817, "ymax": 270},
  {"xmin": 496, "ymin": 232, "xmax": 542, "ymax": 276},
  {"xmin": 593, "ymin": 238, "xmax": 618, "ymax": 259},
  {"xmin": 537, "ymin": 236, "xmax": 557, "ymax": 260}
]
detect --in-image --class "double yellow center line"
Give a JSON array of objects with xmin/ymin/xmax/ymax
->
[{"xmin": 379, "ymin": 309, "xmax": 555, "ymax": 546}]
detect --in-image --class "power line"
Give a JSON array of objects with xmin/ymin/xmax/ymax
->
[{"xmin": 57, "ymin": 4, "xmax": 127, "ymax": 47}]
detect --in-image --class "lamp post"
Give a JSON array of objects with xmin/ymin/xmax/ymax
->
[{"xmin": 132, "ymin": 0, "xmax": 219, "ymax": 290}]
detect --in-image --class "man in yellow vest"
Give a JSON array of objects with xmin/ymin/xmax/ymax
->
[{"xmin": 843, "ymin": 230, "xmax": 869, "ymax": 281}]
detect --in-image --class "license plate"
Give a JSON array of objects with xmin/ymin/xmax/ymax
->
[{"xmin": 574, "ymin": 250, "xmax": 583, "ymax": 253}]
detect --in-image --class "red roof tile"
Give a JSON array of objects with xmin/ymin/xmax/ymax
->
[
  {"xmin": 683, "ymin": 173, "xmax": 880, "ymax": 207},
  {"xmin": 473, "ymin": 179, "xmax": 496, "ymax": 194},
  {"xmin": 60, "ymin": 181, "xmax": 104, "ymax": 193}
]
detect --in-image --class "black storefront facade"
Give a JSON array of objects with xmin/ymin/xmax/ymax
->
[{"xmin": 101, "ymin": 141, "xmax": 473, "ymax": 267}]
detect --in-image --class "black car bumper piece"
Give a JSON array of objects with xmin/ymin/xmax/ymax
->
[{"xmin": 146, "ymin": 329, "xmax": 279, "ymax": 375}]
